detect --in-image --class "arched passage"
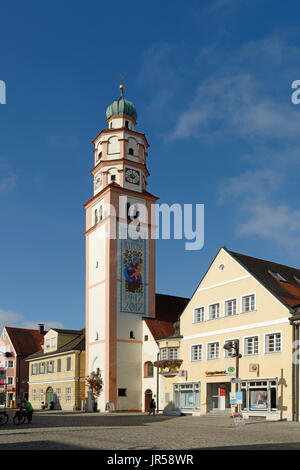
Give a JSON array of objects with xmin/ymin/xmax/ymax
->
[{"xmin": 144, "ymin": 389, "xmax": 153, "ymax": 412}]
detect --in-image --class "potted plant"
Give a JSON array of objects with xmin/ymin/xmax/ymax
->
[{"xmin": 86, "ymin": 370, "xmax": 103, "ymax": 412}]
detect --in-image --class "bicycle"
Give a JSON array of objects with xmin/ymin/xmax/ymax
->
[
  {"xmin": 13, "ymin": 407, "xmax": 27, "ymax": 425},
  {"xmin": 0, "ymin": 411, "xmax": 8, "ymax": 425}
]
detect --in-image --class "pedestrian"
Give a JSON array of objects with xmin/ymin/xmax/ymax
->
[
  {"xmin": 22, "ymin": 398, "xmax": 34, "ymax": 424},
  {"xmin": 148, "ymin": 398, "xmax": 156, "ymax": 416}
]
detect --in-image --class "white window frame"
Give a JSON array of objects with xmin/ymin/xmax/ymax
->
[
  {"xmin": 224, "ymin": 298, "xmax": 237, "ymax": 317},
  {"xmin": 32, "ymin": 389, "xmax": 36, "ymax": 401},
  {"xmin": 51, "ymin": 337, "xmax": 56, "ymax": 348},
  {"xmin": 160, "ymin": 348, "xmax": 167, "ymax": 360},
  {"xmin": 193, "ymin": 307, "xmax": 205, "ymax": 323},
  {"xmin": 208, "ymin": 302, "xmax": 221, "ymax": 321},
  {"xmin": 223, "ymin": 338, "xmax": 239, "ymax": 358},
  {"xmin": 7, "ymin": 376, "xmax": 14, "ymax": 385},
  {"xmin": 190, "ymin": 343, "xmax": 203, "ymax": 362},
  {"xmin": 39, "ymin": 362, "xmax": 45, "ymax": 374},
  {"xmin": 5, "ymin": 360, "xmax": 14, "ymax": 368},
  {"xmin": 264, "ymin": 331, "xmax": 282, "ymax": 354},
  {"xmin": 243, "ymin": 335, "xmax": 260, "ymax": 356},
  {"xmin": 40, "ymin": 389, "xmax": 44, "ymax": 402},
  {"xmin": 169, "ymin": 348, "xmax": 179, "ymax": 360},
  {"xmin": 207, "ymin": 341, "xmax": 220, "ymax": 360},
  {"xmin": 66, "ymin": 387, "xmax": 71, "ymax": 403},
  {"xmin": 241, "ymin": 293, "xmax": 256, "ymax": 314},
  {"xmin": 45, "ymin": 339, "xmax": 50, "ymax": 350}
]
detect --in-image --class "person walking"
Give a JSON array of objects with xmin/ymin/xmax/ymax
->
[
  {"xmin": 22, "ymin": 398, "xmax": 34, "ymax": 424},
  {"xmin": 148, "ymin": 398, "xmax": 156, "ymax": 416}
]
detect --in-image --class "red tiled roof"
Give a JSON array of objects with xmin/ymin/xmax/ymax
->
[
  {"xmin": 228, "ymin": 250, "xmax": 300, "ymax": 309},
  {"xmin": 5, "ymin": 327, "xmax": 46, "ymax": 356},
  {"xmin": 145, "ymin": 293, "xmax": 189, "ymax": 341}
]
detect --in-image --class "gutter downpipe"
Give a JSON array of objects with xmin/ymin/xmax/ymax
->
[{"xmin": 289, "ymin": 313, "xmax": 300, "ymax": 422}]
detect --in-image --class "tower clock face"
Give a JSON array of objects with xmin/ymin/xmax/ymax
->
[
  {"xmin": 125, "ymin": 168, "xmax": 140, "ymax": 185},
  {"xmin": 94, "ymin": 173, "xmax": 102, "ymax": 189}
]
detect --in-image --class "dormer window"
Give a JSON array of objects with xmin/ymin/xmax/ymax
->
[
  {"xmin": 45, "ymin": 339, "xmax": 50, "ymax": 350},
  {"xmin": 269, "ymin": 271, "xmax": 287, "ymax": 282}
]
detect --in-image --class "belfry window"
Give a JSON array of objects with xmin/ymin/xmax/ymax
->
[
  {"xmin": 128, "ymin": 148, "xmax": 134, "ymax": 156},
  {"xmin": 130, "ymin": 331, "xmax": 135, "ymax": 339},
  {"xmin": 95, "ymin": 209, "xmax": 99, "ymax": 225},
  {"xmin": 125, "ymin": 120, "xmax": 129, "ymax": 129},
  {"xmin": 97, "ymin": 152, "xmax": 102, "ymax": 161}
]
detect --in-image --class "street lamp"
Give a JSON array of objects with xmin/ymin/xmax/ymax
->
[{"xmin": 223, "ymin": 340, "xmax": 242, "ymax": 411}]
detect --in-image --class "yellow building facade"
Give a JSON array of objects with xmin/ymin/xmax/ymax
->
[
  {"xmin": 27, "ymin": 328, "xmax": 85, "ymax": 410},
  {"xmin": 159, "ymin": 248, "xmax": 300, "ymax": 421}
]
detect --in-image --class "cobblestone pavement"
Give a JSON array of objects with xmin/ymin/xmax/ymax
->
[{"xmin": 1, "ymin": 411, "xmax": 300, "ymax": 450}]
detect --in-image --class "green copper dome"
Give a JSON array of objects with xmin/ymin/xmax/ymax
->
[{"xmin": 105, "ymin": 95, "xmax": 138, "ymax": 122}]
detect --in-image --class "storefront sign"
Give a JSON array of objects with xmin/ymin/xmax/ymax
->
[
  {"xmin": 232, "ymin": 412, "xmax": 245, "ymax": 425},
  {"xmin": 205, "ymin": 371, "xmax": 226, "ymax": 377},
  {"xmin": 226, "ymin": 365, "xmax": 236, "ymax": 377},
  {"xmin": 230, "ymin": 391, "xmax": 243, "ymax": 405}
]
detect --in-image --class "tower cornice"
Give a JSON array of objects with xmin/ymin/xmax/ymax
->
[
  {"xmin": 92, "ymin": 127, "xmax": 149, "ymax": 148},
  {"xmin": 83, "ymin": 181, "xmax": 159, "ymax": 209},
  {"xmin": 91, "ymin": 159, "xmax": 150, "ymax": 178}
]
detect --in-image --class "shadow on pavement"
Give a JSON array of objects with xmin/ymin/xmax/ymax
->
[
  {"xmin": 0, "ymin": 411, "xmax": 180, "ymax": 430},
  {"xmin": 195, "ymin": 442, "xmax": 300, "ymax": 450}
]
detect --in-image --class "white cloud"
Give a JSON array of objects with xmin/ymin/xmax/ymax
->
[
  {"xmin": 0, "ymin": 309, "xmax": 64, "ymax": 334},
  {"xmin": 218, "ymin": 168, "xmax": 283, "ymax": 203},
  {"xmin": 168, "ymin": 73, "xmax": 300, "ymax": 142},
  {"xmin": 0, "ymin": 309, "xmax": 23, "ymax": 332},
  {"xmin": 236, "ymin": 202, "xmax": 300, "ymax": 252},
  {"xmin": 0, "ymin": 172, "xmax": 17, "ymax": 193}
]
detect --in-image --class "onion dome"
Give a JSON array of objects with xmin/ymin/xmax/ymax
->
[{"xmin": 105, "ymin": 84, "xmax": 138, "ymax": 122}]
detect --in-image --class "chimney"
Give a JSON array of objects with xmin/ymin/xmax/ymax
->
[{"xmin": 38, "ymin": 323, "xmax": 45, "ymax": 335}]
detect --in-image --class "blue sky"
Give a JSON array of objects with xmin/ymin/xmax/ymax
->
[{"xmin": 1, "ymin": 0, "xmax": 300, "ymax": 330}]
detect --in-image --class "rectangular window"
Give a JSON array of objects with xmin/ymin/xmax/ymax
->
[
  {"xmin": 7, "ymin": 377, "xmax": 13, "ymax": 385},
  {"xmin": 207, "ymin": 342, "xmax": 220, "ymax": 360},
  {"xmin": 31, "ymin": 364, "xmax": 37, "ymax": 375},
  {"xmin": 118, "ymin": 388, "xmax": 127, "ymax": 397},
  {"xmin": 47, "ymin": 361, "xmax": 54, "ymax": 373},
  {"xmin": 225, "ymin": 299, "xmax": 237, "ymax": 317},
  {"xmin": 242, "ymin": 294, "xmax": 255, "ymax": 313},
  {"xmin": 265, "ymin": 333, "xmax": 281, "ymax": 353},
  {"xmin": 40, "ymin": 389, "xmax": 44, "ymax": 402},
  {"xmin": 57, "ymin": 359, "xmax": 61, "ymax": 372},
  {"xmin": 56, "ymin": 388, "xmax": 61, "ymax": 401},
  {"xmin": 39, "ymin": 362, "xmax": 45, "ymax": 374},
  {"xmin": 209, "ymin": 303, "xmax": 220, "ymax": 320},
  {"xmin": 169, "ymin": 348, "xmax": 179, "ymax": 360},
  {"xmin": 191, "ymin": 344, "xmax": 202, "ymax": 361},
  {"xmin": 32, "ymin": 389, "xmax": 36, "ymax": 401},
  {"xmin": 51, "ymin": 337, "xmax": 56, "ymax": 348},
  {"xmin": 45, "ymin": 339, "xmax": 50, "ymax": 349},
  {"xmin": 160, "ymin": 348, "xmax": 167, "ymax": 360},
  {"xmin": 194, "ymin": 307, "xmax": 205, "ymax": 323},
  {"xmin": 244, "ymin": 336, "xmax": 259, "ymax": 355},
  {"xmin": 66, "ymin": 357, "xmax": 71, "ymax": 371},
  {"xmin": 5, "ymin": 360, "xmax": 14, "ymax": 368},
  {"xmin": 66, "ymin": 387, "xmax": 71, "ymax": 403}
]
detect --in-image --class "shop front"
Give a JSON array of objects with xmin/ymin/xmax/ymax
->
[
  {"xmin": 206, "ymin": 382, "xmax": 231, "ymax": 412},
  {"xmin": 240, "ymin": 378, "xmax": 278, "ymax": 418},
  {"xmin": 174, "ymin": 382, "xmax": 200, "ymax": 412}
]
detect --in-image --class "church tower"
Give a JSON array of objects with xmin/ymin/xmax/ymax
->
[{"xmin": 84, "ymin": 84, "xmax": 157, "ymax": 411}]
